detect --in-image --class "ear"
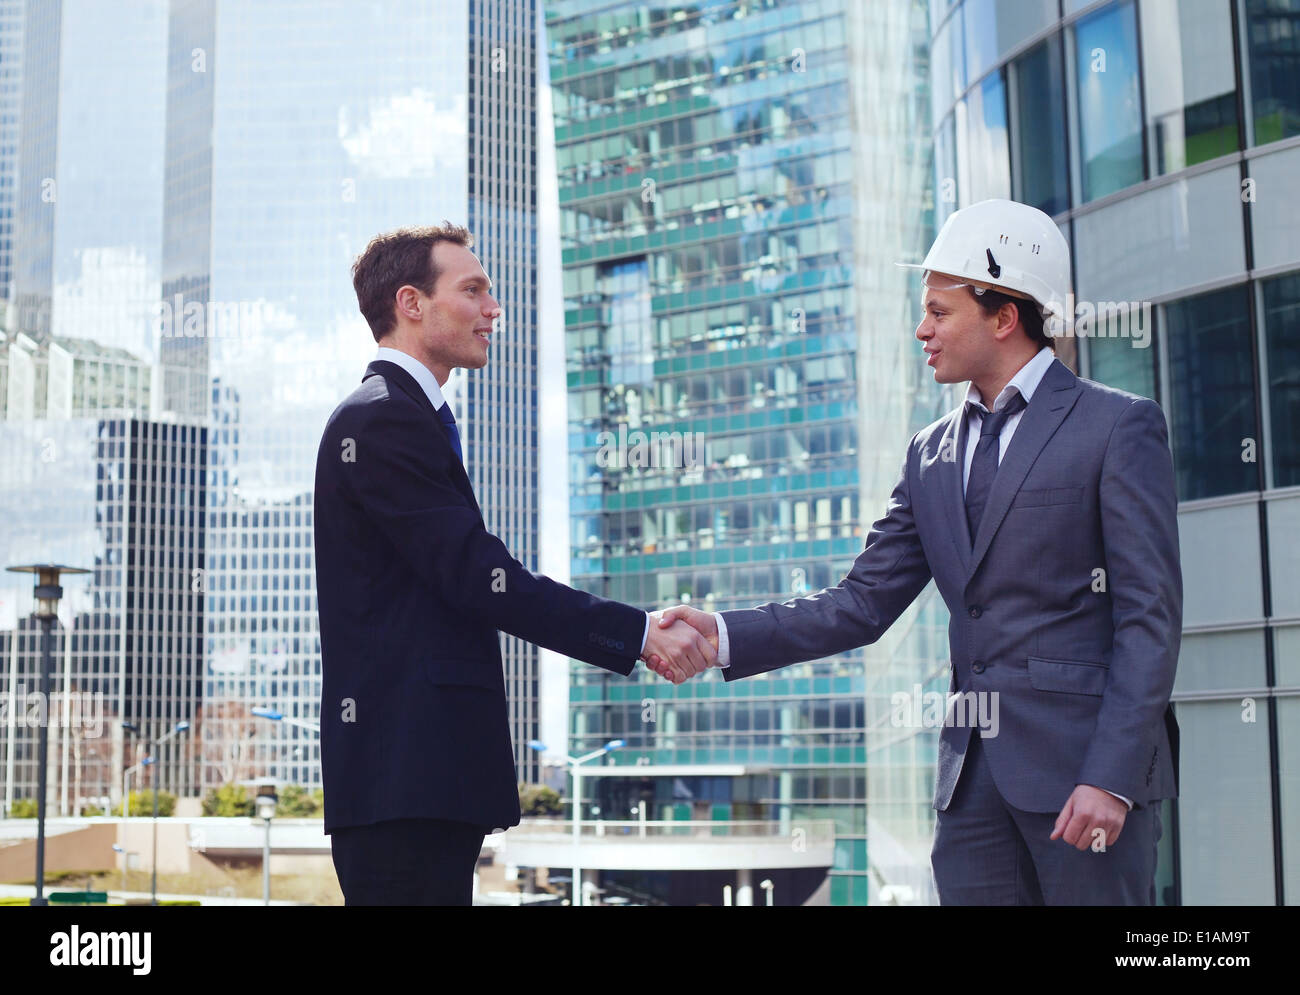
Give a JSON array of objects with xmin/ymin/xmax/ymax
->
[
  {"xmin": 394, "ymin": 285, "xmax": 422, "ymax": 323},
  {"xmin": 990, "ymin": 300, "xmax": 1021, "ymax": 343}
]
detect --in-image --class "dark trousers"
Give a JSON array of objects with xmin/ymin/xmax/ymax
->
[
  {"xmin": 931, "ymin": 730, "xmax": 1160, "ymax": 905},
  {"xmin": 330, "ymin": 817, "xmax": 487, "ymax": 906}
]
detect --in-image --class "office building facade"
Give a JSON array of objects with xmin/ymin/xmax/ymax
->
[
  {"xmin": 930, "ymin": 0, "xmax": 1300, "ymax": 903},
  {"xmin": 4, "ymin": 0, "xmax": 551, "ymax": 805},
  {"xmin": 154, "ymin": 0, "xmax": 548, "ymax": 791},
  {"xmin": 0, "ymin": 413, "xmax": 206, "ymax": 815},
  {"xmin": 548, "ymin": 0, "xmax": 944, "ymax": 905}
]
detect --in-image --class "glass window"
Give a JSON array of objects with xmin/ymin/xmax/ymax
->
[
  {"xmin": 963, "ymin": 70, "xmax": 1011, "ymax": 203},
  {"xmin": 1010, "ymin": 34, "xmax": 1069, "ymax": 216},
  {"xmin": 1086, "ymin": 328, "xmax": 1157, "ymax": 400},
  {"xmin": 964, "ymin": 0, "xmax": 1002, "ymax": 85},
  {"xmin": 1166, "ymin": 286, "xmax": 1259, "ymax": 500},
  {"xmin": 964, "ymin": 0, "xmax": 1058, "ymax": 84},
  {"xmin": 1072, "ymin": 1, "xmax": 1144, "ymax": 201},
  {"xmin": 1249, "ymin": 144, "xmax": 1300, "ymax": 271},
  {"xmin": 1276, "ymin": 625, "xmax": 1300, "ymax": 690},
  {"xmin": 1245, "ymin": 0, "xmax": 1300, "ymax": 144},
  {"xmin": 1072, "ymin": 165, "xmax": 1244, "ymax": 309},
  {"xmin": 1174, "ymin": 629, "xmax": 1266, "ymax": 694},
  {"xmin": 934, "ymin": 111, "xmax": 959, "ymax": 227},
  {"xmin": 1262, "ymin": 272, "xmax": 1300, "ymax": 488},
  {"xmin": 931, "ymin": 1, "xmax": 967, "ymax": 127},
  {"xmin": 1268, "ymin": 504, "xmax": 1300, "ymax": 621},
  {"xmin": 1279, "ymin": 695, "xmax": 1300, "ymax": 904},
  {"xmin": 929, "ymin": 0, "xmax": 958, "ymax": 34},
  {"xmin": 1176, "ymin": 700, "xmax": 1277, "ymax": 905},
  {"xmin": 1140, "ymin": 0, "xmax": 1239, "ymax": 172}
]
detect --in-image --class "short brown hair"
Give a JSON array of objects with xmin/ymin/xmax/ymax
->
[
  {"xmin": 352, "ymin": 223, "xmax": 474, "ymax": 341},
  {"xmin": 969, "ymin": 287, "xmax": 1056, "ymax": 352}
]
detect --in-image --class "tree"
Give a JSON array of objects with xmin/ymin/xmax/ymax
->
[
  {"xmin": 276, "ymin": 784, "xmax": 323, "ymax": 817},
  {"xmin": 128, "ymin": 789, "xmax": 176, "ymax": 817},
  {"xmin": 519, "ymin": 783, "xmax": 563, "ymax": 816},
  {"xmin": 9, "ymin": 798, "xmax": 37, "ymax": 818},
  {"xmin": 201, "ymin": 782, "xmax": 253, "ymax": 817}
]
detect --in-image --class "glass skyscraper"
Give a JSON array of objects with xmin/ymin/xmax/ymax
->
[
  {"xmin": 464, "ymin": 0, "xmax": 548, "ymax": 785},
  {"xmin": 0, "ymin": 0, "xmax": 23, "ymax": 314},
  {"xmin": 1, "ymin": 415, "xmax": 207, "ymax": 814},
  {"xmin": 1, "ymin": 0, "xmax": 187, "ymax": 813},
  {"xmin": 930, "ymin": 0, "xmax": 1299, "ymax": 905},
  {"xmin": 547, "ymin": 0, "xmax": 947, "ymax": 905},
  {"xmin": 156, "ymin": 0, "xmax": 549, "ymax": 791},
  {"xmin": 3, "ymin": 0, "xmax": 554, "ymax": 811}
]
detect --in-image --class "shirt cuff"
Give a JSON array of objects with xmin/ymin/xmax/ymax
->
[
  {"xmin": 713, "ymin": 612, "xmax": 730, "ymax": 668},
  {"xmin": 1085, "ymin": 784, "xmax": 1133, "ymax": 811},
  {"xmin": 641, "ymin": 613, "xmax": 650, "ymax": 655}
]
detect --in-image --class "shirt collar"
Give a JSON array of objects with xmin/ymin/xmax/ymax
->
[
  {"xmin": 964, "ymin": 346, "xmax": 1055, "ymax": 414},
  {"xmin": 375, "ymin": 346, "xmax": 448, "ymax": 413}
]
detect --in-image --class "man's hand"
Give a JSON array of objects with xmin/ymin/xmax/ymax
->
[
  {"xmin": 643, "ymin": 606, "xmax": 719, "ymax": 683},
  {"xmin": 1050, "ymin": 784, "xmax": 1128, "ymax": 851},
  {"xmin": 642, "ymin": 610, "xmax": 716, "ymax": 684}
]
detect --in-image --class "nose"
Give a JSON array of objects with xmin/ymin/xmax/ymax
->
[
  {"xmin": 915, "ymin": 313, "xmax": 932, "ymax": 341},
  {"xmin": 484, "ymin": 294, "xmax": 502, "ymax": 319}
]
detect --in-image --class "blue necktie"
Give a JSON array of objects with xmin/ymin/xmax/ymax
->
[
  {"xmin": 437, "ymin": 404, "xmax": 463, "ymax": 463},
  {"xmin": 964, "ymin": 391, "xmax": 1027, "ymax": 545}
]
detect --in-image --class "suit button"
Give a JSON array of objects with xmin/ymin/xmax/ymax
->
[
  {"xmin": 971, "ymin": 660, "xmax": 985, "ymax": 674},
  {"xmin": 968, "ymin": 605, "xmax": 982, "ymax": 618}
]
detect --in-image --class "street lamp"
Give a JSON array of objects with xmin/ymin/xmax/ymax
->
[
  {"xmin": 252, "ymin": 709, "xmax": 319, "ymax": 791},
  {"xmin": 111, "ymin": 843, "xmax": 137, "ymax": 893},
  {"xmin": 122, "ymin": 757, "xmax": 150, "ymax": 819},
  {"xmin": 245, "ymin": 778, "xmax": 279, "ymax": 906},
  {"xmin": 251, "ymin": 706, "xmax": 320, "ymax": 734},
  {"xmin": 125, "ymin": 720, "xmax": 189, "ymax": 906},
  {"xmin": 529, "ymin": 738, "xmax": 623, "ymax": 907},
  {"xmin": 5, "ymin": 563, "xmax": 89, "ymax": 906}
]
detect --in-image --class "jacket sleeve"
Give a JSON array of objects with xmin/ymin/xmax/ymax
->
[
  {"xmin": 1076, "ymin": 398, "xmax": 1182, "ymax": 800},
  {"xmin": 329, "ymin": 392, "xmax": 645, "ymax": 674},
  {"xmin": 719, "ymin": 435, "xmax": 934, "ymax": 679}
]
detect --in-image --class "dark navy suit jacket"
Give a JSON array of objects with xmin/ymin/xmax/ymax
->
[{"xmin": 314, "ymin": 360, "xmax": 645, "ymax": 833}]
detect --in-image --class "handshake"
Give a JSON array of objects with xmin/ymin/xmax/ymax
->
[{"xmin": 640, "ymin": 606, "xmax": 718, "ymax": 685}]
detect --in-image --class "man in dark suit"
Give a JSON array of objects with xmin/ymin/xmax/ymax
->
[
  {"xmin": 648, "ymin": 199, "xmax": 1181, "ymax": 905},
  {"xmin": 315, "ymin": 223, "xmax": 714, "ymax": 905}
]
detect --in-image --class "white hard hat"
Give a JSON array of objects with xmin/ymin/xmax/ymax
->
[{"xmin": 900, "ymin": 199, "xmax": 1071, "ymax": 318}]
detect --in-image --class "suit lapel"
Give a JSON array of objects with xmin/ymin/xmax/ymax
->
[
  {"xmin": 363, "ymin": 360, "xmax": 482, "ymax": 518},
  {"xmin": 936, "ymin": 408, "xmax": 972, "ymax": 577},
  {"xmin": 968, "ymin": 358, "xmax": 1081, "ymax": 575}
]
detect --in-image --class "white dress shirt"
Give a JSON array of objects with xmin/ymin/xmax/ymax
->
[
  {"xmin": 710, "ymin": 346, "xmax": 1131, "ymax": 809},
  {"xmin": 376, "ymin": 345, "xmax": 450, "ymax": 411},
  {"xmin": 376, "ymin": 346, "xmax": 652, "ymax": 654},
  {"xmin": 961, "ymin": 346, "xmax": 1055, "ymax": 494}
]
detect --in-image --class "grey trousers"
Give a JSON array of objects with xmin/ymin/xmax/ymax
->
[{"xmin": 931, "ymin": 729, "xmax": 1160, "ymax": 905}]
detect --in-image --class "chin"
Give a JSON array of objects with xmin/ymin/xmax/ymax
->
[{"xmin": 932, "ymin": 361, "xmax": 965, "ymax": 384}]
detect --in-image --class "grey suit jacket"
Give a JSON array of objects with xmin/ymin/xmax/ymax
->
[{"xmin": 719, "ymin": 358, "xmax": 1181, "ymax": 814}]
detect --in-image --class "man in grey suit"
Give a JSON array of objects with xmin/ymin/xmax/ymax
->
[{"xmin": 647, "ymin": 199, "xmax": 1181, "ymax": 905}]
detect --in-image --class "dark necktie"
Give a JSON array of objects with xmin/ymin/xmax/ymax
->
[
  {"xmin": 437, "ymin": 403, "xmax": 463, "ymax": 463},
  {"xmin": 964, "ymin": 391, "xmax": 1027, "ymax": 544}
]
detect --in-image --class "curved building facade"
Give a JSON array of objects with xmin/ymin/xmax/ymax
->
[{"xmin": 932, "ymin": 0, "xmax": 1300, "ymax": 904}]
